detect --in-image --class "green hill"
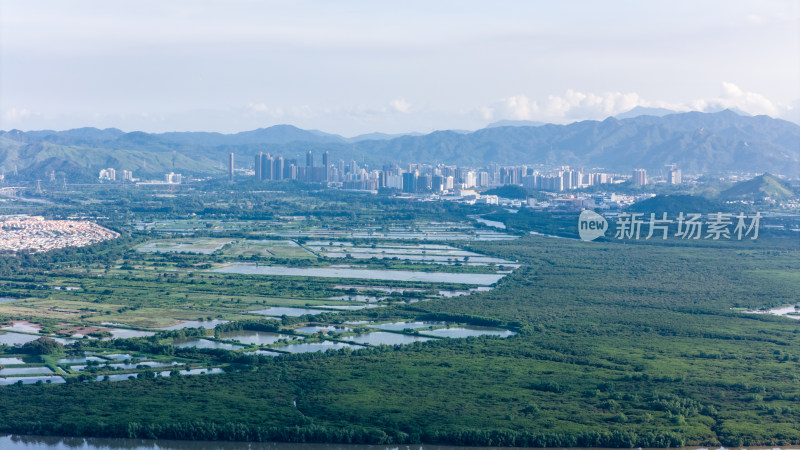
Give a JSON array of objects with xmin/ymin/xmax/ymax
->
[
  {"xmin": 721, "ymin": 173, "xmax": 796, "ymax": 202},
  {"xmin": 482, "ymin": 185, "xmax": 530, "ymax": 199},
  {"xmin": 626, "ymin": 194, "xmax": 725, "ymax": 214}
]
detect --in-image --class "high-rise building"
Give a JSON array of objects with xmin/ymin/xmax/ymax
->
[
  {"xmin": 306, "ymin": 150, "xmax": 314, "ymax": 167},
  {"xmin": 165, "ymin": 172, "xmax": 182, "ymax": 184},
  {"xmin": 228, "ymin": 153, "xmax": 234, "ymax": 183},
  {"xmin": 478, "ymin": 171, "xmax": 489, "ymax": 187},
  {"xmin": 402, "ymin": 171, "xmax": 418, "ymax": 193},
  {"xmin": 254, "ymin": 153, "xmax": 263, "ymax": 180},
  {"xmin": 98, "ymin": 168, "xmax": 116, "ymax": 181},
  {"xmin": 668, "ymin": 167, "xmax": 682, "ymax": 185},
  {"xmin": 262, "ymin": 154, "xmax": 273, "ymax": 180},
  {"xmin": 464, "ymin": 171, "xmax": 477, "ymax": 188},
  {"xmin": 431, "ymin": 175, "xmax": 444, "ymax": 192},
  {"xmin": 570, "ymin": 170, "xmax": 582, "ymax": 189},
  {"xmin": 322, "ymin": 151, "xmax": 330, "ymax": 181},
  {"xmin": 419, "ymin": 173, "xmax": 432, "ymax": 191},
  {"xmin": 273, "ymin": 157, "xmax": 284, "ymax": 180},
  {"xmin": 632, "ymin": 169, "xmax": 647, "ymax": 186}
]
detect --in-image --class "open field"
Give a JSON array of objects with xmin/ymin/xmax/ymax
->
[{"xmin": 135, "ymin": 238, "xmax": 234, "ymax": 254}]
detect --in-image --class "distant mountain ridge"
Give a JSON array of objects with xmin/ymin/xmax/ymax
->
[
  {"xmin": 1, "ymin": 110, "xmax": 799, "ymax": 180},
  {"xmin": 614, "ymin": 106, "xmax": 677, "ymax": 119},
  {"xmin": 486, "ymin": 120, "xmax": 547, "ymax": 128}
]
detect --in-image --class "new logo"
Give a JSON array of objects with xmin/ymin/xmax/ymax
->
[{"xmin": 578, "ymin": 210, "xmax": 607, "ymax": 241}]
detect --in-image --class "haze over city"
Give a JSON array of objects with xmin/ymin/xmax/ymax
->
[{"xmin": 1, "ymin": 0, "xmax": 799, "ymax": 135}]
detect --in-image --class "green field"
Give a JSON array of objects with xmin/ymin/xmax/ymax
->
[
  {"xmin": 0, "ymin": 186, "xmax": 798, "ymax": 447},
  {"xmin": 135, "ymin": 238, "xmax": 234, "ymax": 254}
]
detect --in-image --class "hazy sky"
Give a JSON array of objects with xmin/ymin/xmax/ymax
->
[{"xmin": 1, "ymin": 0, "xmax": 798, "ymax": 135}]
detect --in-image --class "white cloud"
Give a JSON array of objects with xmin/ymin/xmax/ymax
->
[
  {"xmin": 3, "ymin": 107, "xmax": 32, "ymax": 121},
  {"xmin": 745, "ymin": 14, "xmax": 767, "ymax": 25},
  {"xmin": 491, "ymin": 90, "xmax": 659, "ymax": 123},
  {"xmin": 485, "ymin": 84, "xmax": 796, "ymax": 125},
  {"xmin": 390, "ymin": 99, "xmax": 411, "ymax": 113},
  {"xmin": 246, "ymin": 103, "xmax": 284, "ymax": 116},
  {"xmin": 546, "ymin": 90, "xmax": 649, "ymax": 119},
  {"xmin": 690, "ymin": 82, "xmax": 780, "ymax": 116},
  {"xmin": 501, "ymin": 95, "xmax": 539, "ymax": 120}
]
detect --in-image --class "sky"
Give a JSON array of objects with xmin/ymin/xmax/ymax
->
[{"xmin": 1, "ymin": 0, "xmax": 799, "ymax": 136}]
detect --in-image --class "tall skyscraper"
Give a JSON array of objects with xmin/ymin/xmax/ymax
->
[
  {"xmin": 306, "ymin": 150, "xmax": 314, "ymax": 167},
  {"xmin": 228, "ymin": 153, "xmax": 234, "ymax": 182},
  {"xmin": 668, "ymin": 167, "xmax": 682, "ymax": 185},
  {"xmin": 254, "ymin": 152, "xmax": 263, "ymax": 180},
  {"xmin": 322, "ymin": 151, "xmax": 330, "ymax": 181},
  {"xmin": 262, "ymin": 153, "xmax": 273, "ymax": 180},
  {"xmin": 632, "ymin": 169, "xmax": 647, "ymax": 186},
  {"xmin": 402, "ymin": 171, "xmax": 418, "ymax": 194},
  {"xmin": 273, "ymin": 156, "xmax": 284, "ymax": 180},
  {"xmin": 431, "ymin": 175, "xmax": 444, "ymax": 192}
]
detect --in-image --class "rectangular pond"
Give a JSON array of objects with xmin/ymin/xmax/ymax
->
[
  {"xmin": 0, "ymin": 376, "xmax": 65, "ymax": 385},
  {"xmin": 0, "ymin": 367, "xmax": 53, "ymax": 375},
  {"xmin": 0, "ymin": 332, "xmax": 41, "ymax": 346},
  {"xmin": 214, "ymin": 264, "xmax": 505, "ymax": 285},
  {"xmin": 106, "ymin": 329, "xmax": 157, "ymax": 339},
  {"xmin": 294, "ymin": 325, "xmax": 351, "ymax": 334},
  {"xmin": 250, "ymin": 307, "xmax": 329, "ymax": 317},
  {"xmin": 368, "ymin": 321, "xmax": 446, "ymax": 331},
  {"xmin": 56, "ymin": 356, "xmax": 106, "ymax": 364},
  {"xmin": 172, "ymin": 339, "xmax": 244, "ymax": 350},
  {"xmin": 73, "ymin": 362, "xmax": 178, "ymax": 371},
  {"xmin": 160, "ymin": 319, "xmax": 229, "ymax": 330},
  {"xmin": 0, "ymin": 357, "xmax": 25, "ymax": 365},
  {"xmin": 272, "ymin": 341, "xmax": 358, "ymax": 353},
  {"xmin": 342, "ymin": 332, "xmax": 432, "ymax": 346},
  {"xmin": 420, "ymin": 326, "xmax": 517, "ymax": 338}
]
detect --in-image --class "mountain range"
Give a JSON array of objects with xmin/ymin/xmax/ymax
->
[{"xmin": 1, "ymin": 109, "xmax": 799, "ymax": 181}]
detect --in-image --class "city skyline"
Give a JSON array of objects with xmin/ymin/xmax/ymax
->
[{"xmin": 1, "ymin": 1, "xmax": 798, "ymax": 135}]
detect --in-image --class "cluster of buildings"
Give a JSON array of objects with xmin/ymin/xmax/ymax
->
[
  {"xmin": 98, "ymin": 168, "xmax": 135, "ymax": 182},
  {"xmin": 98, "ymin": 168, "xmax": 184, "ymax": 186},
  {"xmin": 248, "ymin": 151, "xmax": 683, "ymax": 194},
  {"xmin": 526, "ymin": 192, "xmax": 655, "ymax": 211},
  {"xmin": 0, "ymin": 215, "xmax": 120, "ymax": 253},
  {"xmin": 253, "ymin": 151, "xmax": 330, "ymax": 183}
]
